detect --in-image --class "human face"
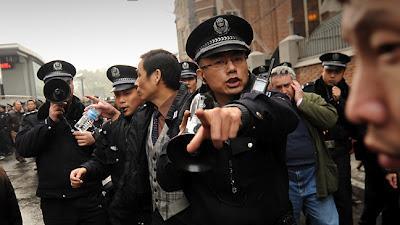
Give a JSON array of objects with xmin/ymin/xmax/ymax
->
[
  {"xmin": 14, "ymin": 101, "xmax": 22, "ymax": 111},
  {"xmin": 27, "ymin": 101, "xmax": 36, "ymax": 111},
  {"xmin": 114, "ymin": 86, "xmax": 143, "ymax": 117},
  {"xmin": 180, "ymin": 77, "xmax": 197, "ymax": 93},
  {"xmin": 343, "ymin": 0, "xmax": 400, "ymax": 168},
  {"xmin": 197, "ymin": 51, "xmax": 249, "ymax": 105},
  {"xmin": 136, "ymin": 60, "xmax": 159, "ymax": 102},
  {"xmin": 270, "ymin": 75, "xmax": 295, "ymax": 100},
  {"xmin": 321, "ymin": 68, "xmax": 345, "ymax": 86}
]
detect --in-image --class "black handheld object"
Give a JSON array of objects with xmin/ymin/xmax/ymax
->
[
  {"xmin": 252, "ymin": 58, "xmax": 275, "ymax": 94},
  {"xmin": 167, "ymin": 91, "xmax": 217, "ymax": 172},
  {"xmin": 43, "ymin": 78, "xmax": 71, "ymax": 103}
]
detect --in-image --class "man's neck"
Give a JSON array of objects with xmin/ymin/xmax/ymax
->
[
  {"xmin": 214, "ymin": 94, "xmax": 234, "ymax": 107},
  {"xmin": 152, "ymin": 87, "xmax": 177, "ymax": 109}
]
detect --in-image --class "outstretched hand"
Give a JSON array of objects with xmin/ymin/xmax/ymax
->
[{"xmin": 187, "ymin": 107, "xmax": 241, "ymax": 153}]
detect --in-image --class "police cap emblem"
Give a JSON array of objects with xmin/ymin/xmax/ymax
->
[
  {"xmin": 182, "ymin": 62, "xmax": 189, "ymax": 70},
  {"xmin": 111, "ymin": 67, "xmax": 120, "ymax": 78},
  {"xmin": 332, "ymin": 53, "xmax": 340, "ymax": 61},
  {"xmin": 213, "ymin": 17, "xmax": 230, "ymax": 35},
  {"xmin": 53, "ymin": 62, "xmax": 63, "ymax": 71}
]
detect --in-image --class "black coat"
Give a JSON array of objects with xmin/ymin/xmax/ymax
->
[
  {"xmin": 15, "ymin": 96, "xmax": 102, "ymax": 198},
  {"xmin": 157, "ymin": 75, "xmax": 299, "ymax": 225},
  {"xmin": 0, "ymin": 167, "xmax": 22, "ymax": 225},
  {"xmin": 304, "ymin": 77, "xmax": 354, "ymax": 148},
  {"xmin": 0, "ymin": 112, "xmax": 13, "ymax": 154},
  {"xmin": 82, "ymin": 114, "xmax": 152, "ymax": 225}
]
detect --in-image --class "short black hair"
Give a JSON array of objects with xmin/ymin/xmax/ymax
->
[
  {"xmin": 27, "ymin": 99, "xmax": 35, "ymax": 104},
  {"xmin": 140, "ymin": 49, "xmax": 181, "ymax": 90}
]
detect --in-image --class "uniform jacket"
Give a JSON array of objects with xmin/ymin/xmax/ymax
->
[
  {"xmin": 8, "ymin": 110, "xmax": 24, "ymax": 132},
  {"xmin": 157, "ymin": 75, "xmax": 299, "ymax": 225},
  {"xmin": 297, "ymin": 92, "xmax": 339, "ymax": 198},
  {"xmin": 15, "ymin": 96, "xmax": 102, "ymax": 199},
  {"xmin": 82, "ymin": 114, "xmax": 152, "ymax": 225}
]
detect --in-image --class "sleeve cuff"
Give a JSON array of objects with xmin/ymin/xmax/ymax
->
[{"xmin": 224, "ymin": 103, "xmax": 251, "ymax": 133}]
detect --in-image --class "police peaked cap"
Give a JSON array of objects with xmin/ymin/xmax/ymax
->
[
  {"xmin": 251, "ymin": 65, "xmax": 268, "ymax": 76},
  {"xmin": 37, "ymin": 60, "xmax": 76, "ymax": 82},
  {"xmin": 319, "ymin": 52, "xmax": 350, "ymax": 69},
  {"xmin": 106, "ymin": 65, "xmax": 138, "ymax": 92},
  {"xmin": 180, "ymin": 61, "xmax": 198, "ymax": 79},
  {"xmin": 186, "ymin": 15, "xmax": 253, "ymax": 62}
]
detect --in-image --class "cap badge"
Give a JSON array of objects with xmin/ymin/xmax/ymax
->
[
  {"xmin": 182, "ymin": 62, "xmax": 189, "ymax": 70},
  {"xmin": 53, "ymin": 62, "xmax": 63, "ymax": 71},
  {"xmin": 213, "ymin": 17, "xmax": 230, "ymax": 35},
  {"xmin": 332, "ymin": 53, "xmax": 340, "ymax": 60},
  {"xmin": 111, "ymin": 67, "xmax": 120, "ymax": 78}
]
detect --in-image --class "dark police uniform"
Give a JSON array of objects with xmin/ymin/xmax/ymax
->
[
  {"xmin": 81, "ymin": 65, "xmax": 152, "ymax": 225},
  {"xmin": 157, "ymin": 15, "xmax": 299, "ymax": 225},
  {"xmin": 303, "ymin": 52, "xmax": 353, "ymax": 225},
  {"xmin": 15, "ymin": 60, "xmax": 107, "ymax": 225},
  {"xmin": 0, "ymin": 106, "xmax": 13, "ymax": 157}
]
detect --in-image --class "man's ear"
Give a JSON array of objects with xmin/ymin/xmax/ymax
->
[
  {"xmin": 153, "ymin": 69, "xmax": 162, "ymax": 84},
  {"xmin": 196, "ymin": 69, "xmax": 206, "ymax": 84}
]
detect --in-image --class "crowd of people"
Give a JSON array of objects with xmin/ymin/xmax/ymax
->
[{"xmin": 1, "ymin": 0, "xmax": 400, "ymax": 225}]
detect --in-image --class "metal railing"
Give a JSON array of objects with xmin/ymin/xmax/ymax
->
[{"xmin": 298, "ymin": 18, "xmax": 350, "ymax": 58}]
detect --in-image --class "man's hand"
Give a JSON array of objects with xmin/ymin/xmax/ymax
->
[
  {"xmin": 291, "ymin": 80, "xmax": 304, "ymax": 105},
  {"xmin": 178, "ymin": 110, "xmax": 190, "ymax": 135},
  {"xmin": 385, "ymin": 172, "xmax": 398, "ymax": 189},
  {"xmin": 86, "ymin": 96, "xmax": 120, "ymax": 121},
  {"xmin": 187, "ymin": 107, "xmax": 242, "ymax": 153},
  {"xmin": 49, "ymin": 102, "xmax": 67, "ymax": 122},
  {"xmin": 73, "ymin": 131, "xmax": 95, "ymax": 146},
  {"xmin": 332, "ymin": 86, "xmax": 341, "ymax": 102},
  {"xmin": 70, "ymin": 167, "xmax": 87, "ymax": 188}
]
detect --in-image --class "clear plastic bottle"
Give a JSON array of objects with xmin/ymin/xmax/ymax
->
[{"xmin": 74, "ymin": 107, "xmax": 100, "ymax": 131}]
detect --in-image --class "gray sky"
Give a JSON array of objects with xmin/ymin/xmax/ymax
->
[{"xmin": 0, "ymin": 0, "xmax": 178, "ymax": 70}]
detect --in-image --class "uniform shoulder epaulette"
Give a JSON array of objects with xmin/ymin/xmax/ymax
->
[
  {"xmin": 23, "ymin": 109, "xmax": 38, "ymax": 117},
  {"xmin": 302, "ymin": 81, "xmax": 316, "ymax": 92}
]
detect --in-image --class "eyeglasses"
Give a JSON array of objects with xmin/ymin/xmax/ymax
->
[{"xmin": 200, "ymin": 53, "xmax": 246, "ymax": 70}]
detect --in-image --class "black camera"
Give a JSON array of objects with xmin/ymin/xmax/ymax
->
[{"xmin": 43, "ymin": 78, "xmax": 71, "ymax": 103}]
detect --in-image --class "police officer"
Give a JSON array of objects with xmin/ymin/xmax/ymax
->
[
  {"xmin": 251, "ymin": 65, "xmax": 268, "ymax": 78},
  {"xmin": 179, "ymin": 61, "xmax": 198, "ymax": 94},
  {"xmin": 15, "ymin": 60, "xmax": 107, "ymax": 225},
  {"xmin": 0, "ymin": 105, "xmax": 13, "ymax": 159},
  {"xmin": 157, "ymin": 15, "xmax": 299, "ymax": 225},
  {"xmin": 70, "ymin": 65, "xmax": 151, "ymax": 225},
  {"xmin": 303, "ymin": 52, "xmax": 353, "ymax": 225}
]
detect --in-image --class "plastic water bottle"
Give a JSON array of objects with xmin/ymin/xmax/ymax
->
[{"xmin": 74, "ymin": 107, "xmax": 100, "ymax": 131}]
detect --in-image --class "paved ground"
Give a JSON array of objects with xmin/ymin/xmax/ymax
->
[
  {"xmin": 0, "ymin": 155, "xmax": 44, "ymax": 225},
  {"xmin": 0, "ymin": 153, "xmax": 376, "ymax": 225}
]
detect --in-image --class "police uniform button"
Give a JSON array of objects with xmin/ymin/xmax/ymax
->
[
  {"xmin": 48, "ymin": 126, "xmax": 52, "ymax": 130},
  {"xmin": 116, "ymin": 158, "xmax": 119, "ymax": 162},
  {"xmin": 256, "ymin": 112, "xmax": 263, "ymax": 119},
  {"xmin": 103, "ymin": 130, "xmax": 107, "ymax": 135},
  {"xmin": 247, "ymin": 142, "xmax": 253, "ymax": 148},
  {"xmin": 98, "ymin": 204, "xmax": 102, "ymax": 208},
  {"xmin": 62, "ymin": 194, "xmax": 66, "ymax": 198}
]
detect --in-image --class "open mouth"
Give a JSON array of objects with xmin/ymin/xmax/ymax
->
[{"xmin": 226, "ymin": 77, "xmax": 240, "ymax": 88}]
